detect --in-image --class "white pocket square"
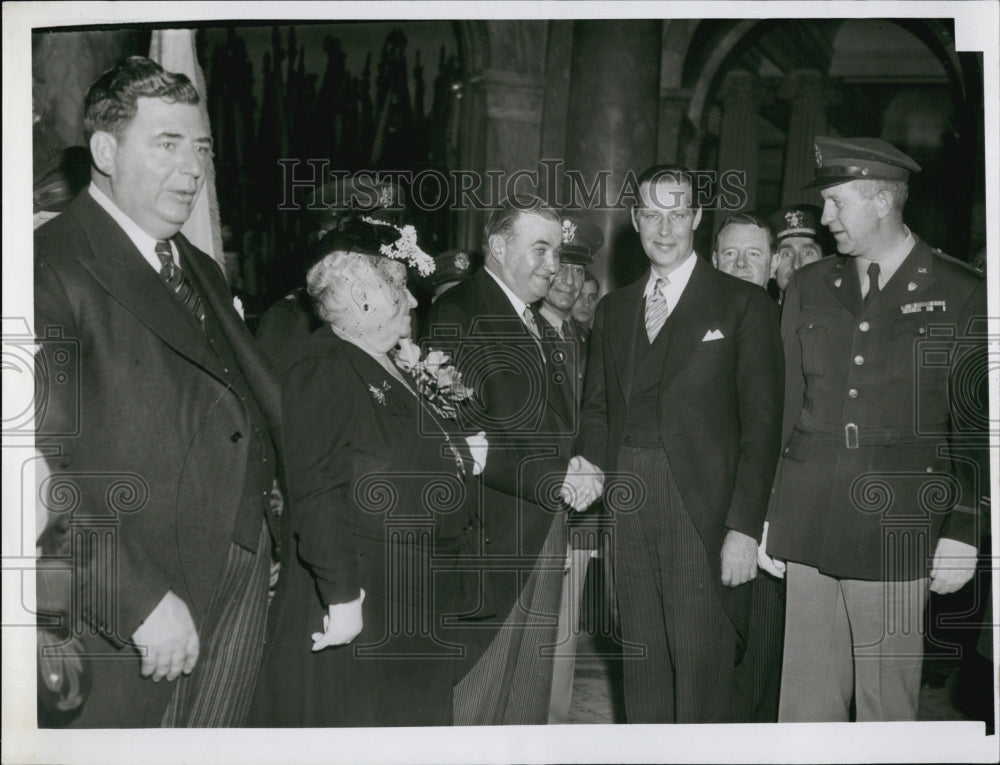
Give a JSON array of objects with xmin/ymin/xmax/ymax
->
[{"xmin": 702, "ymin": 329, "xmax": 724, "ymax": 342}]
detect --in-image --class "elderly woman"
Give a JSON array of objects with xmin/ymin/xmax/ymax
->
[{"xmin": 250, "ymin": 217, "xmax": 485, "ymax": 727}]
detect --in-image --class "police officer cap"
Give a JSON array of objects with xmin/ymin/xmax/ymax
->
[
  {"xmin": 558, "ymin": 214, "xmax": 604, "ymax": 265},
  {"xmin": 806, "ymin": 136, "xmax": 921, "ymax": 190},
  {"xmin": 771, "ymin": 204, "xmax": 823, "ymax": 243},
  {"xmin": 425, "ymin": 249, "xmax": 479, "ymax": 290}
]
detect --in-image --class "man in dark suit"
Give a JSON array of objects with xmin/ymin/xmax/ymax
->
[
  {"xmin": 34, "ymin": 56, "xmax": 279, "ymax": 727},
  {"xmin": 764, "ymin": 137, "xmax": 986, "ymax": 721},
  {"xmin": 423, "ymin": 195, "xmax": 603, "ymax": 724},
  {"xmin": 578, "ymin": 165, "xmax": 783, "ymax": 723}
]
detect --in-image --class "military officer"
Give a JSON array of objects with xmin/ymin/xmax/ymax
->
[
  {"xmin": 764, "ymin": 136, "xmax": 987, "ymax": 721},
  {"xmin": 768, "ymin": 203, "xmax": 830, "ymax": 302}
]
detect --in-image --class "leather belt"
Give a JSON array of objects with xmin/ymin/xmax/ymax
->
[{"xmin": 799, "ymin": 410, "xmax": 902, "ymax": 449}]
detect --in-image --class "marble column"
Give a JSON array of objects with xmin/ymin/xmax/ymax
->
[
  {"xmin": 456, "ymin": 68, "xmax": 545, "ymax": 250},
  {"xmin": 715, "ymin": 70, "xmax": 759, "ymax": 235},
  {"xmin": 564, "ymin": 20, "xmax": 662, "ymax": 291},
  {"xmin": 780, "ymin": 70, "xmax": 829, "ymax": 206}
]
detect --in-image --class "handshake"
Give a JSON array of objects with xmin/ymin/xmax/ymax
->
[{"xmin": 558, "ymin": 455, "xmax": 605, "ymax": 512}]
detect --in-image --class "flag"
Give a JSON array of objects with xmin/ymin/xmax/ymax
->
[{"xmin": 149, "ymin": 29, "xmax": 223, "ymax": 264}]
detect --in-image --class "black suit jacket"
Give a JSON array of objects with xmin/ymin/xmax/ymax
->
[
  {"xmin": 34, "ymin": 191, "xmax": 280, "ymax": 726},
  {"xmin": 578, "ymin": 255, "xmax": 784, "ymax": 634},
  {"xmin": 423, "ymin": 269, "xmax": 574, "ymax": 643}
]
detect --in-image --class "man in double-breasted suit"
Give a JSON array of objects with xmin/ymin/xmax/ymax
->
[
  {"xmin": 764, "ymin": 137, "xmax": 986, "ymax": 721},
  {"xmin": 578, "ymin": 165, "xmax": 783, "ymax": 723},
  {"xmin": 423, "ymin": 196, "xmax": 603, "ymax": 724},
  {"xmin": 34, "ymin": 57, "xmax": 279, "ymax": 727}
]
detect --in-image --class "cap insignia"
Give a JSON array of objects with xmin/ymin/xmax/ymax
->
[
  {"xmin": 454, "ymin": 251, "xmax": 470, "ymax": 271},
  {"xmin": 814, "ymin": 143, "xmax": 823, "ymax": 167},
  {"xmin": 785, "ymin": 210, "xmax": 804, "ymax": 229},
  {"xmin": 561, "ymin": 219, "xmax": 577, "ymax": 244},
  {"xmin": 378, "ymin": 186, "xmax": 395, "ymax": 208}
]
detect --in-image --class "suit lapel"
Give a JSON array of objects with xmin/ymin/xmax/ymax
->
[
  {"xmin": 68, "ymin": 194, "xmax": 225, "ymax": 379},
  {"xmin": 655, "ymin": 256, "xmax": 718, "ymax": 393},
  {"xmin": 607, "ymin": 277, "xmax": 646, "ymax": 403},
  {"xmin": 181, "ymin": 236, "xmax": 281, "ymax": 426},
  {"xmin": 473, "ymin": 270, "xmax": 572, "ymax": 427}
]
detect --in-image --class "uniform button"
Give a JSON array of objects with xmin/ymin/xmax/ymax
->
[
  {"xmin": 231, "ymin": 431, "xmax": 243, "ymax": 442},
  {"xmin": 926, "ymin": 466, "xmax": 933, "ymax": 473},
  {"xmin": 854, "ymin": 355, "xmax": 864, "ymax": 366},
  {"xmin": 223, "ymin": 367, "xmax": 230, "ymax": 374},
  {"xmin": 241, "ymin": 395, "xmax": 247, "ymax": 402},
  {"xmin": 784, "ymin": 447, "xmax": 790, "ymax": 454},
  {"xmin": 859, "ymin": 321, "xmax": 870, "ymax": 332},
  {"xmin": 848, "ymin": 388, "xmax": 859, "ymax": 398}
]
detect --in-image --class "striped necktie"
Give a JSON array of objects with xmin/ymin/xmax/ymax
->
[
  {"xmin": 645, "ymin": 277, "xmax": 669, "ymax": 343},
  {"xmin": 155, "ymin": 240, "xmax": 205, "ymax": 326},
  {"xmin": 522, "ymin": 306, "xmax": 542, "ymax": 341}
]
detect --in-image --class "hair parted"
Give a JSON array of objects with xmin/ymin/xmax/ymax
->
[
  {"xmin": 715, "ymin": 211, "xmax": 776, "ymax": 252},
  {"xmin": 634, "ymin": 164, "xmax": 697, "ymax": 209},
  {"xmin": 482, "ymin": 194, "xmax": 561, "ymax": 254},
  {"xmin": 83, "ymin": 56, "xmax": 200, "ymax": 143}
]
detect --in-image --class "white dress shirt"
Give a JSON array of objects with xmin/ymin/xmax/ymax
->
[
  {"xmin": 88, "ymin": 182, "xmax": 178, "ymax": 270},
  {"xmin": 643, "ymin": 250, "xmax": 699, "ymax": 318}
]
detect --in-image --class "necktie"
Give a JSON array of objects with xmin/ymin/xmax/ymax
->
[
  {"xmin": 645, "ymin": 277, "xmax": 669, "ymax": 343},
  {"xmin": 522, "ymin": 306, "xmax": 542, "ymax": 342},
  {"xmin": 155, "ymin": 240, "xmax": 205, "ymax": 325},
  {"xmin": 864, "ymin": 262, "xmax": 881, "ymax": 308}
]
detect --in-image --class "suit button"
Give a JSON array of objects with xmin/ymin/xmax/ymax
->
[
  {"xmin": 848, "ymin": 388, "xmax": 859, "ymax": 398},
  {"xmin": 854, "ymin": 355, "xmax": 864, "ymax": 366},
  {"xmin": 231, "ymin": 431, "xmax": 243, "ymax": 442},
  {"xmin": 859, "ymin": 321, "xmax": 870, "ymax": 332}
]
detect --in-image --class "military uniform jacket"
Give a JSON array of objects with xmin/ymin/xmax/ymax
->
[{"xmin": 767, "ymin": 237, "xmax": 986, "ymax": 581}]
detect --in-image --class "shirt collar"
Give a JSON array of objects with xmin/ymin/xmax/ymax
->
[
  {"xmin": 644, "ymin": 250, "xmax": 698, "ymax": 298},
  {"xmin": 88, "ymin": 182, "xmax": 174, "ymax": 269},
  {"xmin": 485, "ymin": 266, "xmax": 529, "ymax": 318},
  {"xmin": 856, "ymin": 225, "xmax": 914, "ymax": 286},
  {"xmin": 538, "ymin": 302, "xmax": 566, "ymax": 335}
]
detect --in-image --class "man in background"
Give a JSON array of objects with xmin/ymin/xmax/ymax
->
[
  {"xmin": 712, "ymin": 212, "xmax": 775, "ymax": 289},
  {"xmin": 571, "ymin": 271, "xmax": 600, "ymax": 331},
  {"xmin": 769, "ymin": 203, "xmax": 829, "ymax": 303}
]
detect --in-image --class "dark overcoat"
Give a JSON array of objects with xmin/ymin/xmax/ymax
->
[{"xmin": 34, "ymin": 191, "xmax": 280, "ymax": 727}]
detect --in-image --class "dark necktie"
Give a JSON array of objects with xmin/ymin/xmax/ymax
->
[
  {"xmin": 864, "ymin": 262, "xmax": 881, "ymax": 309},
  {"xmin": 155, "ymin": 240, "xmax": 205, "ymax": 326}
]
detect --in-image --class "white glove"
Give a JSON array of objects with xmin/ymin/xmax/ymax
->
[
  {"xmin": 464, "ymin": 431, "xmax": 488, "ymax": 476},
  {"xmin": 757, "ymin": 521, "xmax": 786, "ymax": 579},
  {"xmin": 311, "ymin": 589, "xmax": 365, "ymax": 650},
  {"xmin": 929, "ymin": 538, "xmax": 977, "ymax": 594}
]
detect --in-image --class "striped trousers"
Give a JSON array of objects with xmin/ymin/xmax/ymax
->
[
  {"xmin": 616, "ymin": 446, "xmax": 737, "ymax": 723},
  {"xmin": 162, "ymin": 521, "xmax": 271, "ymax": 727}
]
